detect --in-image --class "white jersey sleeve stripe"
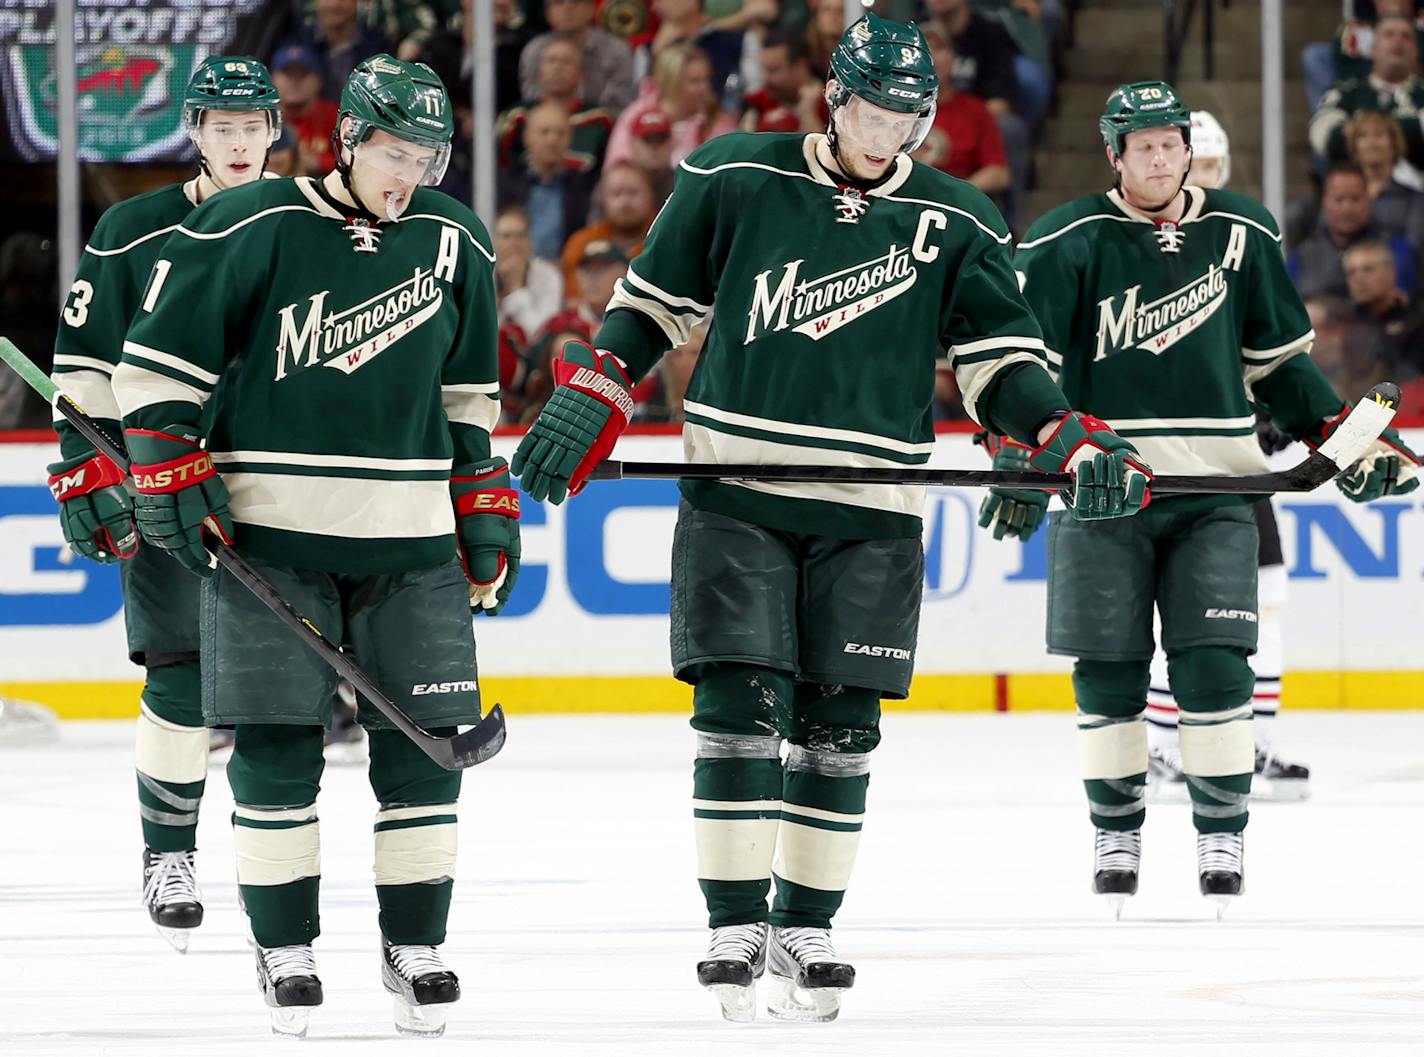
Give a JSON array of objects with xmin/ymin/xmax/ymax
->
[{"xmin": 121, "ymin": 341, "xmax": 222, "ymax": 386}]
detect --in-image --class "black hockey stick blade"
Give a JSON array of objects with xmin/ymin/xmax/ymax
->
[
  {"xmin": 0, "ymin": 336, "xmax": 504, "ymax": 771},
  {"xmin": 587, "ymin": 383, "xmax": 1402, "ymax": 495}
]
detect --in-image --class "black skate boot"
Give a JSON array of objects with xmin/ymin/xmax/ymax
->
[
  {"xmin": 1197, "ymin": 832, "xmax": 1245, "ymax": 919},
  {"xmin": 1253, "ymin": 747, "xmax": 1310, "ymax": 801},
  {"xmin": 141, "ymin": 848, "xmax": 203, "ymax": 953},
  {"xmin": 766, "ymin": 926, "xmax": 855, "ymax": 1022},
  {"xmin": 696, "ymin": 922, "xmax": 768, "ymax": 1022},
  {"xmin": 1091, "ymin": 829, "xmax": 1141, "ymax": 920},
  {"xmin": 381, "ymin": 939, "xmax": 460, "ymax": 1037},
  {"xmin": 255, "ymin": 943, "xmax": 323, "ymax": 1038}
]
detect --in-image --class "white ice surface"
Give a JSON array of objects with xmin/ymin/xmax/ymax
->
[{"xmin": 1, "ymin": 712, "xmax": 1421, "ymax": 1056}]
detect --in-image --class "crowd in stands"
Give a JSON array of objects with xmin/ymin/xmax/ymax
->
[
  {"xmin": 1301, "ymin": 0, "xmax": 1424, "ymax": 416},
  {"xmin": 240, "ymin": 0, "xmax": 1064, "ymax": 426}
]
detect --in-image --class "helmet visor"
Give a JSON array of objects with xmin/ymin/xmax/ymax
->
[
  {"xmin": 190, "ymin": 111, "xmax": 279, "ymax": 151},
  {"xmin": 350, "ymin": 126, "xmax": 450, "ymax": 187},
  {"xmin": 834, "ymin": 93, "xmax": 935, "ymax": 158}
]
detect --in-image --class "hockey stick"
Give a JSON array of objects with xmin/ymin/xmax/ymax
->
[
  {"xmin": 0, "ymin": 337, "xmax": 504, "ymax": 771},
  {"xmin": 590, "ymin": 383, "xmax": 1401, "ymax": 493}
]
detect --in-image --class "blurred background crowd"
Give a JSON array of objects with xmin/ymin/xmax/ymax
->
[{"xmin": 2, "ymin": 0, "xmax": 1422, "ymax": 430}]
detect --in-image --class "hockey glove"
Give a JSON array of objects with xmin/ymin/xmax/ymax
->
[
  {"xmin": 974, "ymin": 432, "xmax": 1050, "ymax": 542},
  {"xmin": 1029, "ymin": 412, "xmax": 1153, "ymax": 520},
  {"xmin": 125, "ymin": 427, "xmax": 234, "ymax": 578},
  {"xmin": 1304, "ymin": 406, "xmax": 1420, "ymax": 502},
  {"xmin": 512, "ymin": 340, "xmax": 634, "ymax": 504},
  {"xmin": 47, "ymin": 451, "xmax": 139, "ymax": 563},
  {"xmin": 451, "ymin": 457, "xmax": 521, "ymax": 615}
]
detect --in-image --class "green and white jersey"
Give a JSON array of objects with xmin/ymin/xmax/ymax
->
[
  {"xmin": 1015, "ymin": 185, "xmax": 1333, "ymax": 484},
  {"xmin": 115, "ymin": 176, "xmax": 499, "ymax": 575},
  {"xmin": 52, "ymin": 181, "xmax": 201, "ymax": 460},
  {"xmin": 598, "ymin": 131, "xmax": 1064, "ymax": 540}
]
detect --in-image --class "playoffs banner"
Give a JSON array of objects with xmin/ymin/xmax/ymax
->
[{"xmin": 0, "ymin": 0, "xmax": 272, "ymax": 162}]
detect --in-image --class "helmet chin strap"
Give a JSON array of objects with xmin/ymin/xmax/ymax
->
[{"xmin": 330, "ymin": 126, "xmax": 386, "ymax": 219}]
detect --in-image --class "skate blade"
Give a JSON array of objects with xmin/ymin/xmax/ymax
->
[
  {"xmin": 393, "ymin": 997, "xmax": 450, "ymax": 1038},
  {"xmin": 1103, "ymin": 894, "xmax": 1129, "ymax": 921},
  {"xmin": 156, "ymin": 924, "xmax": 193, "ymax": 954},
  {"xmin": 705, "ymin": 982, "xmax": 757, "ymax": 1023},
  {"xmin": 269, "ymin": 1007, "xmax": 312, "ymax": 1038},
  {"xmin": 1206, "ymin": 893, "xmax": 1240, "ymax": 921},
  {"xmin": 767, "ymin": 973, "xmax": 844, "ymax": 1023}
]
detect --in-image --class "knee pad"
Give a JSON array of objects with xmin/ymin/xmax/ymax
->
[
  {"xmin": 790, "ymin": 683, "xmax": 881, "ymax": 757},
  {"xmin": 141, "ymin": 658, "xmax": 203, "ymax": 729},
  {"xmin": 692, "ymin": 663, "xmax": 794, "ymax": 749},
  {"xmin": 1167, "ymin": 647, "xmax": 1254, "ymax": 777},
  {"xmin": 1073, "ymin": 659, "xmax": 1150, "ymax": 780}
]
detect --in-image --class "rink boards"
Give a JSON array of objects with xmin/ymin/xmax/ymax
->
[{"xmin": 2, "ymin": 429, "xmax": 1422, "ymax": 715}]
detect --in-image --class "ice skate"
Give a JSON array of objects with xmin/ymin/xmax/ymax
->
[
  {"xmin": 1146, "ymin": 744, "xmax": 1189, "ymax": 802},
  {"xmin": 1091, "ymin": 828, "xmax": 1141, "ymax": 920},
  {"xmin": 766, "ymin": 926, "xmax": 854, "ymax": 1022},
  {"xmin": 141, "ymin": 848, "xmax": 203, "ymax": 952},
  {"xmin": 1197, "ymin": 832, "xmax": 1245, "ymax": 919},
  {"xmin": 696, "ymin": 923, "xmax": 768, "ymax": 1022},
  {"xmin": 255, "ymin": 943, "xmax": 323, "ymax": 1038},
  {"xmin": 381, "ymin": 940, "xmax": 460, "ymax": 1037},
  {"xmin": 1253, "ymin": 747, "xmax": 1310, "ymax": 802}
]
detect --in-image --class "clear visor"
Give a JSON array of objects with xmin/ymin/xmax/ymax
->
[
  {"xmin": 834, "ymin": 94, "xmax": 935, "ymax": 158},
  {"xmin": 352, "ymin": 134, "xmax": 450, "ymax": 189},
  {"xmin": 190, "ymin": 112, "xmax": 279, "ymax": 155}
]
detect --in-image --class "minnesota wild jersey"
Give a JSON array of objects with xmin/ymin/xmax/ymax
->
[
  {"xmin": 115, "ymin": 176, "xmax": 499, "ymax": 575},
  {"xmin": 52, "ymin": 181, "xmax": 201, "ymax": 460},
  {"xmin": 1015, "ymin": 185, "xmax": 1340, "ymax": 487},
  {"xmin": 596, "ymin": 131, "xmax": 1066, "ymax": 539}
]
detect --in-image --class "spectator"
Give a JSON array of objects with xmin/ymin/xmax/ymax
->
[
  {"xmin": 626, "ymin": 110, "xmax": 676, "ymax": 210},
  {"xmin": 494, "ymin": 205, "xmax": 565, "ymax": 338},
  {"xmin": 922, "ymin": 0, "xmax": 1031, "ymax": 227},
  {"xmin": 740, "ymin": 27, "xmax": 822, "ymax": 133},
  {"xmin": 496, "ymin": 100, "xmax": 599, "ymax": 260},
  {"xmin": 1344, "ymin": 110, "xmax": 1424, "ymax": 246},
  {"xmin": 1342, "ymin": 238, "xmax": 1424, "ymax": 384},
  {"xmin": 561, "ymin": 162, "xmax": 655, "ymax": 299},
  {"xmin": 645, "ymin": 0, "xmax": 774, "ymax": 93},
  {"xmin": 804, "ymin": 0, "xmax": 846, "ymax": 77},
  {"xmin": 966, "ymin": 0, "xmax": 1054, "ymax": 129},
  {"xmin": 519, "ymin": 317, "xmax": 593, "ymax": 422},
  {"xmin": 569, "ymin": 239, "xmax": 630, "ymax": 327},
  {"xmin": 520, "ymin": 0, "xmax": 637, "ymax": 111},
  {"xmin": 297, "ymin": 0, "xmax": 392, "ymax": 101},
  {"xmin": 1310, "ymin": 14, "xmax": 1424, "ymax": 175},
  {"xmin": 1303, "ymin": 294, "xmax": 1357, "ymax": 392},
  {"xmin": 605, "ymin": 42, "xmax": 736, "ymax": 169},
  {"xmin": 1302, "ymin": 0, "xmax": 1422, "ymax": 108},
  {"xmin": 424, "ymin": 0, "xmax": 535, "ymax": 119},
  {"xmin": 633, "ymin": 322, "xmax": 705, "ymax": 422},
  {"xmin": 914, "ymin": 27, "xmax": 1009, "ymax": 196},
  {"xmin": 1289, "ymin": 164, "xmax": 1418, "ymax": 300},
  {"xmin": 292, "ymin": 0, "xmax": 442, "ymax": 62},
  {"xmin": 497, "ymin": 33, "xmax": 615, "ymax": 171},
  {"xmin": 271, "ymin": 43, "xmax": 340, "ymax": 176},
  {"xmin": 266, "ymin": 123, "xmax": 301, "ymax": 177}
]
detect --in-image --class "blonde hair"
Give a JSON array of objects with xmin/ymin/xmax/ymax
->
[
  {"xmin": 653, "ymin": 42, "xmax": 719, "ymax": 126},
  {"xmin": 1344, "ymin": 110, "xmax": 1407, "ymax": 167}
]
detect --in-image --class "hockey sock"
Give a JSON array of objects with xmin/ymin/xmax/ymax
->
[
  {"xmin": 1167, "ymin": 646, "xmax": 1254, "ymax": 834},
  {"xmin": 134, "ymin": 659, "xmax": 206, "ymax": 852},
  {"xmin": 691, "ymin": 664, "xmax": 792, "ymax": 928},
  {"xmin": 771, "ymin": 682, "xmax": 879, "ymax": 929},
  {"xmin": 227, "ymin": 724, "xmax": 325, "ymax": 948},
  {"xmin": 368, "ymin": 729, "xmax": 462, "ymax": 946},
  {"xmin": 1073, "ymin": 659, "xmax": 1150, "ymax": 831},
  {"xmin": 1251, "ymin": 564, "xmax": 1286, "ymax": 753}
]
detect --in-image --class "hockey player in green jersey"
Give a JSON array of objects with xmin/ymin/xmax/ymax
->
[
  {"xmin": 112, "ymin": 56, "xmax": 515, "ymax": 1038},
  {"xmin": 46, "ymin": 56, "xmax": 282, "ymax": 953},
  {"xmin": 514, "ymin": 13, "xmax": 1151, "ymax": 1023},
  {"xmin": 981, "ymin": 81, "xmax": 1420, "ymax": 917}
]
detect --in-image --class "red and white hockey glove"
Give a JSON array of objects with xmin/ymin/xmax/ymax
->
[
  {"xmin": 512, "ymin": 340, "xmax": 634, "ymax": 504},
  {"xmin": 1028, "ymin": 412, "xmax": 1153, "ymax": 519},
  {"xmin": 125, "ymin": 427, "xmax": 234, "ymax": 578},
  {"xmin": 450, "ymin": 457, "xmax": 521, "ymax": 615},
  {"xmin": 46, "ymin": 451, "xmax": 139, "ymax": 563}
]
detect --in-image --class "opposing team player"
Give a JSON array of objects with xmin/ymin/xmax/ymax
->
[
  {"xmin": 980, "ymin": 82, "xmax": 1419, "ymax": 916},
  {"xmin": 47, "ymin": 57, "xmax": 282, "ymax": 952},
  {"xmin": 1145, "ymin": 111, "xmax": 1308, "ymax": 801},
  {"xmin": 112, "ymin": 56, "xmax": 516, "ymax": 1037},
  {"xmin": 513, "ymin": 13, "xmax": 1150, "ymax": 1023}
]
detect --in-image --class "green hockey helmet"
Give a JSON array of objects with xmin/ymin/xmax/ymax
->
[
  {"xmin": 335, "ymin": 54, "xmax": 454, "ymax": 187},
  {"xmin": 1098, "ymin": 81, "xmax": 1191, "ymax": 158},
  {"xmin": 182, "ymin": 56, "xmax": 281, "ymax": 132},
  {"xmin": 827, "ymin": 14, "xmax": 938, "ymax": 156}
]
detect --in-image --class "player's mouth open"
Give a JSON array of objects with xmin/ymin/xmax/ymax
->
[{"xmin": 229, "ymin": 162, "xmax": 251, "ymax": 173}]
